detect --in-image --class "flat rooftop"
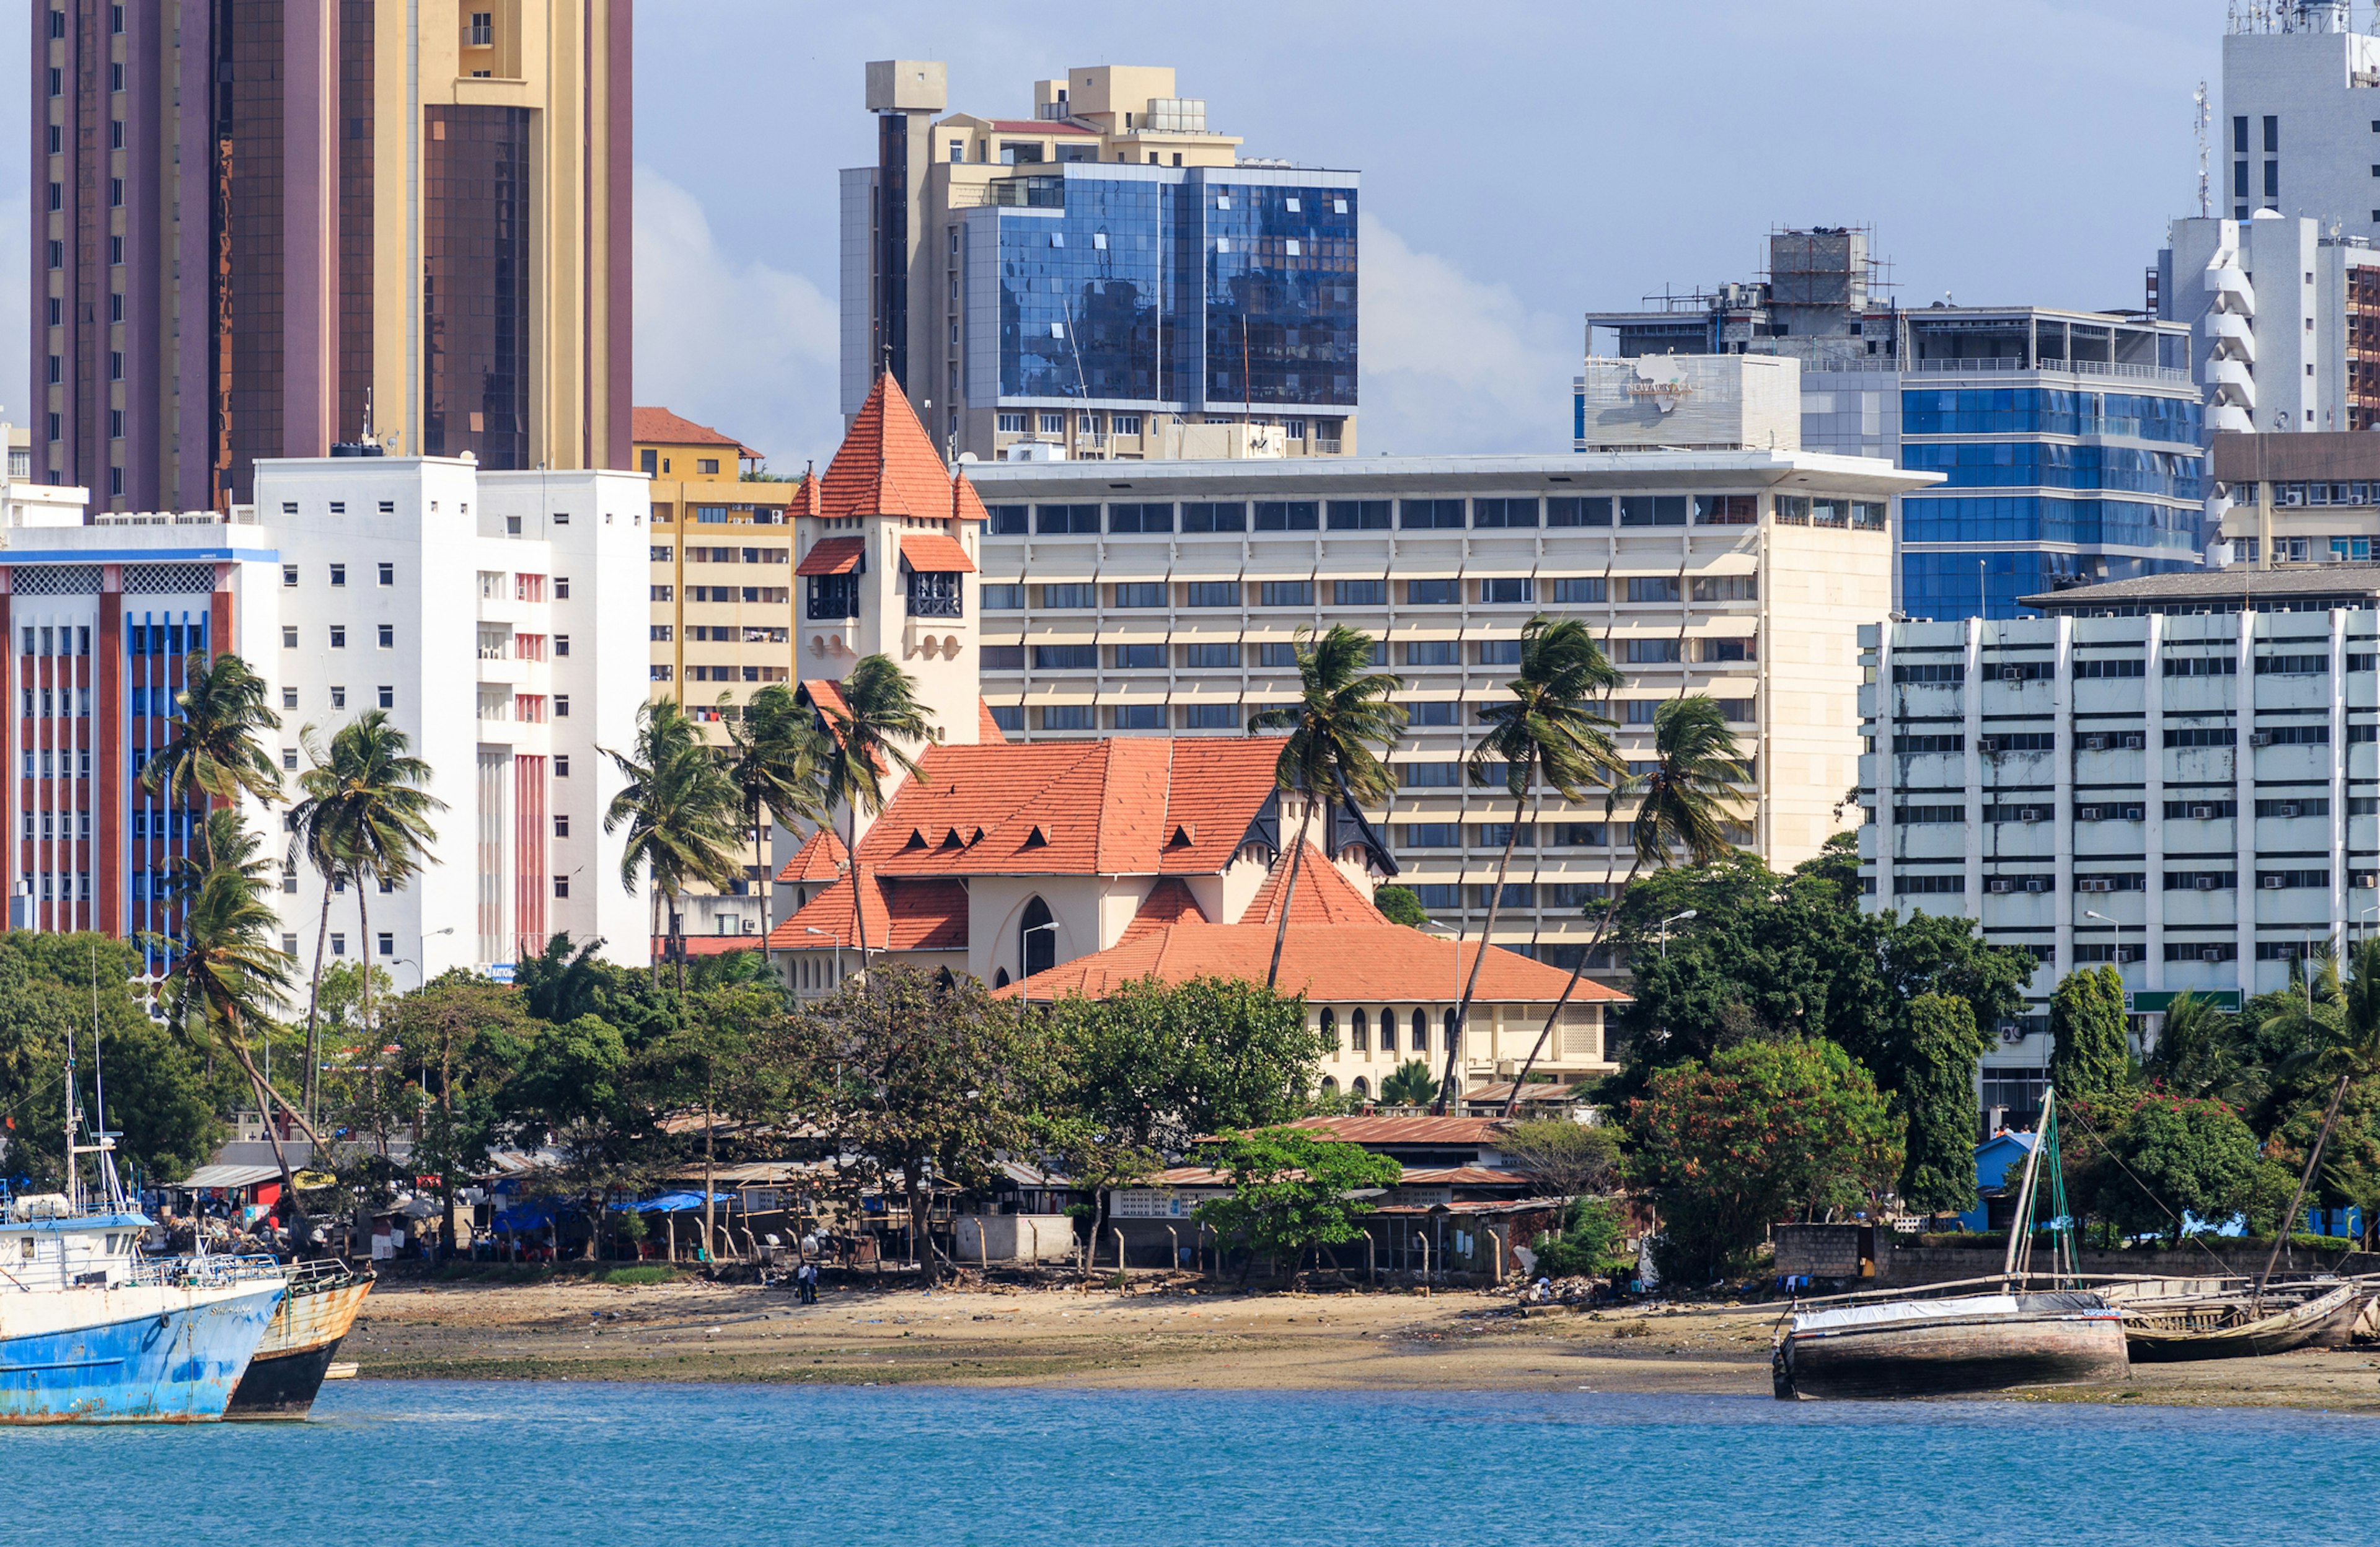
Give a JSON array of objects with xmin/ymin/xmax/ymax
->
[
  {"xmin": 2022, "ymin": 563, "xmax": 2380, "ymax": 615},
  {"xmin": 963, "ymin": 449, "xmax": 1936, "ymax": 498}
]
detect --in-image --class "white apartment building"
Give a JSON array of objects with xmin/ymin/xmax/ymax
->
[
  {"xmin": 0, "ymin": 452, "xmax": 650, "ymax": 983},
  {"xmin": 1860, "ymin": 564, "xmax": 2380, "ymax": 1115},
  {"xmin": 2219, "ymin": 2, "xmax": 2380, "ymax": 236},
  {"xmin": 2161, "ymin": 213, "xmax": 2380, "ymax": 443},
  {"xmin": 968, "ymin": 433, "xmax": 1933, "ymax": 972}
]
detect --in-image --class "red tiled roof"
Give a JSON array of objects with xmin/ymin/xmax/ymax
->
[
  {"xmin": 766, "ymin": 869, "xmax": 968, "ymax": 953},
  {"xmin": 775, "ymin": 827, "xmax": 849, "ymax": 884},
  {"xmin": 651, "ymin": 935, "xmax": 769, "ymax": 958},
  {"xmin": 1289, "ymin": 1115, "xmax": 1512, "ymax": 1145},
  {"xmin": 632, "ymin": 407, "xmax": 747, "ymax": 450},
  {"xmin": 819, "ymin": 373, "xmax": 985, "ymax": 524},
  {"xmin": 994, "ymin": 924, "xmax": 1632, "ymax": 1007},
  {"xmin": 978, "ymin": 699, "xmax": 1008, "ymax": 744},
  {"xmin": 1396, "ymin": 1166, "xmax": 1536, "ymax": 1187},
  {"xmin": 899, "ymin": 532, "xmax": 975, "ymax": 575},
  {"xmin": 987, "ymin": 118, "xmax": 1096, "ymax": 134},
  {"xmin": 850, "ymin": 736, "xmax": 1284, "ymax": 878},
  {"xmin": 796, "ymin": 537, "xmax": 866, "ymax": 576},
  {"xmin": 785, "ymin": 470, "xmax": 822, "ymax": 519},
  {"xmin": 1245, "ymin": 843, "xmax": 1388, "ymax": 927},
  {"xmin": 1122, "ymin": 878, "xmax": 1211, "ymax": 941}
]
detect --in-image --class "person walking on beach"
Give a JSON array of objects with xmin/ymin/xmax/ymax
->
[{"xmin": 796, "ymin": 1260, "xmax": 818, "ymax": 1304}]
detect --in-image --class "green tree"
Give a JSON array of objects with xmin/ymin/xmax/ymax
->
[
  {"xmin": 2093, "ymin": 1093, "xmax": 2262, "ymax": 1243},
  {"xmin": 1050, "ymin": 977, "xmax": 1324, "ymax": 1157},
  {"xmin": 1372, "ymin": 886, "xmax": 1429, "ymax": 928},
  {"xmin": 2253, "ymin": 934, "xmax": 2380, "ymax": 1282},
  {"xmin": 604, "ymin": 698, "xmax": 743, "ymax": 988},
  {"xmin": 1378, "ymin": 1058, "xmax": 1441, "ymax": 1108},
  {"xmin": 811, "ymin": 656, "xmax": 935, "ymax": 966},
  {"xmin": 1191, "ymin": 1127, "xmax": 1402, "ymax": 1285},
  {"xmin": 2049, "ymin": 966, "xmax": 2133, "ymax": 1113},
  {"xmin": 505, "ymin": 1011, "xmax": 634, "ymax": 1259},
  {"xmin": 1898, "ymin": 993, "xmax": 1992, "ymax": 1214},
  {"xmin": 2142, "ymin": 991, "xmax": 2244, "ymax": 1102},
  {"xmin": 645, "ymin": 981, "xmax": 790, "ymax": 1261},
  {"xmin": 1448, "ymin": 615, "xmax": 1627, "ymax": 1111},
  {"xmin": 138, "ymin": 650, "xmax": 282, "ymax": 870},
  {"xmin": 1497, "ymin": 1117, "xmax": 1623, "ymax": 1197},
  {"xmin": 1520, "ymin": 695, "xmax": 1747, "ymax": 1108},
  {"xmin": 1626, "ymin": 1038, "xmax": 1903, "ymax": 1282},
  {"xmin": 1248, "ymin": 624, "xmax": 1404, "ymax": 993},
  {"xmin": 1530, "ymin": 1197, "xmax": 1629, "ymax": 1278},
  {"xmin": 717, "ymin": 682, "xmax": 828, "ymax": 953},
  {"xmin": 387, "ymin": 972, "xmax": 536, "ymax": 1261},
  {"xmin": 289, "ymin": 710, "xmax": 443, "ymax": 1104}
]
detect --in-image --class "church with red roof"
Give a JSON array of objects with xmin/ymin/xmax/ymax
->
[{"xmin": 769, "ymin": 374, "xmax": 1623, "ymax": 1100}]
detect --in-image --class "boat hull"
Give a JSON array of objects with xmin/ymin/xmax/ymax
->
[
  {"xmin": 1780, "ymin": 1308, "xmax": 2130, "ymax": 1400},
  {"xmin": 226, "ymin": 1276, "xmax": 373, "ymax": 1419},
  {"xmin": 0, "ymin": 1281, "xmax": 283, "ymax": 1423},
  {"xmin": 2125, "ymin": 1282, "xmax": 2369, "ymax": 1362}
]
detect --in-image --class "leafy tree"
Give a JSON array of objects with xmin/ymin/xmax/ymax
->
[
  {"xmin": 1498, "ymin": 1117, "xmax": 1623, "ymax": 1198},
  {"xmin": 1451, "ymin": 615, "xmax": 1626, "ymax": 1109},
  {"xmin": 386, "ymin": 973, "xmax": 535, "ymax": 1260},
  {"xmin": 1529, "ymin": 1197, "xmax": 1629, "ymax": 1278},
  {"xmin": 1517, "ymin": 695, "xmax": 1747, "ymax": 1108},
  {"xmin": 2252, "ymin": 934, "xmax": 2380, "ymax": 1280},
  {"xmin": 505, "ymin": 1011, "xmax": 634, "ymax": 1259},
  {"xmin": 717, "ymin": 682, "xmax": 827, "ymax": 951},
  {"xmin": 645, "ymin": 981, "xmax": 791, "ymax": 1260},
  {"xmin": 787, "ymin": 966, "xmax": 1057, "ymax": 1280},
  {"xmin": 289, "ymin": 710, "xmax": 443, "ymax": 1088},
  {"xmin": 1378, "ymin": 1058, "xmax": 1441, "ymax": 1108},
  {"xmin": 138, "ymin": 650, "xmax": 282, "ymax": 870},
  {"xmin": 1049, "ymin": 977, "xmax": 1324, "ymax": 1158},
  {"xmin": 811, "ymin": 656, "xmax": 934, "ymax": 965},
  {"xmin": 1373, "ymin": 886, "xmax": 1429, "ymax": 929},
  {"xmin": 2092, "ymin": 1093, "xmax": 2262, "ymax": 1243},
  {"xmin": 1191, "ymin": 1127, "xmax": 1401, "ymax": 1284},
  {"xmin": 1898, "ymin": 993, "xmax": 1993, "ymax": 1214},
  {"xmin": 1248, "ymin": 624, "xmax": 1404, "ymax": 991},
  {"xmin": 2142, "ymin": 992, "xmax": 2244, "ymax": 1103},
  {"xmin": 604, "ymin": 699, "xmax": 743, "ymax": 988},
  {"xmin": 2049, "ymin": 966, "xmax": 2133, "ymax": 1113},
  {"xmin": 1626, "ymin": 1038, "xmax": 1902, "ymax": 1282}
]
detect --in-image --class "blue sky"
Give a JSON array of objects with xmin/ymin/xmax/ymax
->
[{"xmin": 0, "ymin": 1, "xmax": 2237, "ymax": 474}]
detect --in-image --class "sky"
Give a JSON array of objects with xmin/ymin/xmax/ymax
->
[{"xmin": 0, "ymin": 1, "xmax": 2241, "ymax": 472}]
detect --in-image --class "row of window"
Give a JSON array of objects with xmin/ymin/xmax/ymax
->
[
  {"xmin": 986, "ymin": 702, "xmax": 1754, "ymax": 734},
  {"xmin": 1321, "ymin": 1007, "xmax": 1445, "ymax": 1057},
  {"xmin": 1891, "ymin": 653, "xmax": 2368, "ymax": 682},
  {"xmin": 985, "ymin": 494, "xmax": 1807, "ymax": 536},
  {"xmin": 1891, "ymin": 870, "xmax": 2355, "ymax": 896},
  {"xmin": 657, "ymin": 665, "xmax": 791, "ymax": 684},
  {"xmin": 1895, "ymin": 725, "xmax": 2380, "ymax": 754},
  {"xmin": 990, "ymin": 634, "xmax": 1755, "ymax": 672},
  {"xmin": 655, "ymin": 586, "xmax": 791, "ymax": 605},
  {"xmin": 1902, "ymin": 796, "xmax": 2367, "ymax": 824},
  {"xmin": 650, "ymin": 546, "xmax": 789, "ymax": 565},
  {"xmin": 984, "ymin": 574, "xmax": 1737, "ymax": 611}
]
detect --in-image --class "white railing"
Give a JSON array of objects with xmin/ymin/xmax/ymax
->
[{"xmin": 1906, "ymin": 357, "xmax": 2191, "ymax": 385}]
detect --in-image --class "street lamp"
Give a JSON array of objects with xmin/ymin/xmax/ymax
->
[
  {"xmin": 419, "ymin": 926, "xmax": 455, "ymax": 989},
  {"xmin": 2083, "ymin": 909, "xmax": 2148, "ymax": 1055},
  {"xmin": 1657, "ymin": 909, "xmax": 1698, "ymax": 959},
  {"xmin": 803, "ymin": 926, "xmax": 844, "ymax": 995},
  {"xmin": 1020, "ymin": 920, "xmax": 1060, "ymax": 1011}
]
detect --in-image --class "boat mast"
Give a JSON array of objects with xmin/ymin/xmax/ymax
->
[{"xmin": 1999, "ymin": 1086, "xmax": 2055, "ymax": 1285}]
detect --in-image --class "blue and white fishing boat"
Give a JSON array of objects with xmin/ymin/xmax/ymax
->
[{"xmin": 0, "ymin": 992, "xmax": 284, "ymax": 1422}]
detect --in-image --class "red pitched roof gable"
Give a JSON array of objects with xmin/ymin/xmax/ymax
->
[
  {"xmin": 1245, "ymin": 842, "xmax": 1389, "ymax": 927},
  {"xmin": 795, "ymin": 536, "xmax": 866, "ymax": 576},
  {"xmin": 767, "ymin": 868, "xmax": 968, "ymax": 953},
  {"xmin": 632, "ymin": 407, "xmax": 746, "ymax": 449},
  {"xmin": 977, "ymin": 699, "xmax": 1008, "ymax": 744},
  {"xmin": 899, "ymin": 532, "xmax": 974, "ymax": 574},
  {"xmin": 1122, "ymin": 878, "xmax": 1211, "ymax": 941},
  {"xmin": 819, "ymin": 373, "xmax": 984, "ymax": 524},
  {"xmin": 775, "ymin": 827, "xmax": 849, "ymax": 884}
]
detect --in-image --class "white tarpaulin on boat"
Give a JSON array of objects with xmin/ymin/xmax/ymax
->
[{"xmin": 1792, "ymin": 1295, "xmax": 2021, "ymax": 1333}]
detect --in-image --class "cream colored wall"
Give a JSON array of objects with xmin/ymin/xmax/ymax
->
[
  {"xmin": 1759, "ymin": 521, "xmax": 1892, "ymax": 868},
  {"xmin": 1310, "ymin": 1000, "xmax": 1613, "ymax": 1096}
]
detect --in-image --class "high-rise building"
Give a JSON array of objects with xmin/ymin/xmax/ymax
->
[
  {"xmin": 2161, "ymin": 214, "xmax": 2380, "ymax": 441},
  {"xmin": 844, "ymin": 60, "xmax": 1358, "ymax": 464},
  {"xmin": 33, "ymin": 2, "xmax": 632, "ymax": 514},
  {"xmin": 0, "ymin": 453, "xmax": 651, "ymax": 979},
  {"xmin": 2218, "ymin": 1, "xmax": 2380, "ymax": 233}
]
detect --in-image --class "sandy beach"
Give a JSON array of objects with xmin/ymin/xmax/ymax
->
[{"xmin": 342, "ymin": 1273, "xmax": 2380, "ymax": 1412}]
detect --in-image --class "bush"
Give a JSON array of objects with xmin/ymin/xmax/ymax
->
[
  {"xmin": 596, "ymin": 1264, "xmax": 682, "ymax": 1286},
  {"xmin": 1530, "ymin": 1197, "xmax": 1628, "ymax": 1277}
]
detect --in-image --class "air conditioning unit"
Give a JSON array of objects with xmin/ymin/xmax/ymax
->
[
  {"xmin": 2079, "ymin": 878, "xmax": 2113, "ymax": 892},
  {"xmin": 2084, "ymin": 735, "xmax": 2109, "ymax": 751},
  {"xmin": 2116, "ymin": 946, "xmax": 2138, "ymax": 964},
  {"xmin": 2192, "ymin": 804, "xmax": 2216, "ymax": 819},
  {"xmin": 2000, "ymin": 1027, "xmax": 2028, "ymax": 1044},
  {"xmin": 2203, "ymin": 948, "xmax": 2223, "ymax": 962},
  {"xmin": 2077, "ymin": 805, "xmax": 2103, "ymax": 821},
  {"xmin": 1978, "ymin": 736, "xmax": 2001, "ymax": 753},
  {"xmin": 2025, "ymin": 878, "xmax": 2048, "ymax": 894},
  {"xmin": 2125, "ymin": 806, "xmax": 2144, "ymax": 821},
  {"xmin": 2281, "ymin": 803, "xmax": 2303, "ymax": 818},
  {"xmin": 2264, "ymin": 875, "xmax": 2286, "ymax": 889},
  {"xmin": 2124, "ymin": 733, "xmax": 2146, "ymax": 749},
  {"xmin": 2003, "ymin": 667, "xmax": 2024, "ymax": 683},
  {"xmin": 2251, "ymin": 731, "xmax": 2273, "ymax": 747},
  {"xmin": 1988, "ymin": 879, "xmax": 2013, "ymax": 894},
  {"xmin": 2019, "ymin": 806, "xmax": 2047, "ymax": 822},
  {"xmin": 2195, "ymin": 876, "xmax": 2217, "ymax": 891}
]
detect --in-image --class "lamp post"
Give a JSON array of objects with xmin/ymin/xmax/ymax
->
[
  {"xmin": 2361, "ymin": 902, "xmax": 2379, "ymax": 950},
  {"xmin": 418, "ymin": 926, "xmax": 455, "ymax": 987},
  {"xmin": 804, "ymin": 926, "xmax": 844, "ymax": 997},
  {"xmin": 1020, "ymin": 920, "xmax": 1059, "ymax": 1011},
  {"xmin": 1657, "ymin": 909, "xmax": 1698, "ymax": 959},
  {"xmin": 2082, "ymin": 909, "xmax": 2148, "ymax": 1054}
]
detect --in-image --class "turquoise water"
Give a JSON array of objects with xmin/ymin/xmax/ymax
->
[{"xmin": 15, "ymin": 1379, "xmax": 2380, "ymax": 1546}]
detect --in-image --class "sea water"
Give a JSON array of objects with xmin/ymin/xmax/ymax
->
[{"xmin": 14, "ymin": 1380, "xmax": 2380, "ymax": 1546}]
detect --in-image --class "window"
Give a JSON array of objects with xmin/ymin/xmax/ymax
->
[
  {"xmin": 1477, "ymin": 639, "xmax": 1522, "ymax": 666},
  {"xmin": 1695, "ymin": 495, "xmax": 1758, "ymax": 526},
  {"xmin": 1254, "ymin": 501, "xmax": 1320, "ymax": 532},
  {"xmin": 1326, "ymin": 500, "xmax": 1391, "ymax": 530},
  {"xmin": 1399, "ymin": 499, "xmax": 1465, "ymax": 530},
  {"xmin": 1181, "ymin": 503, "xmax": 1247, "ymax": 533},
  {"xmin": 2255, "ymin": 797, "xmax": 2330, "ymax": 818},
  {"xmin": 1033, "ymin": 645, "xmax": 1097, "ymax": 670},
  {"xmin": 283, "ymin": 687, "xmax": 299, "ymax": 710},
  {"xmin": 1108, "ymin": 503, "xmax": 1173, "ymax": 533},
  {"xmin": 1626, "ymin": 576, "xmax": 1681, "ymax": 603},
  {"xmin": 1697, "ymin": 637, "xmax": 1756, "ymax": 663},
  {"xmin": 282, "ymin": 627, "xmax": 299, "ymax": 649},
  {"xmin": 1473, "ymin": 498, "xmax": 1538, "ymax": 529},
  {"xmin": 1259, "ymin": 643, "xmax": 1300, "ymax": 668},
  {"xmin": 1114, "ymin": 704, "xmax": 1166, "ymax": 729},
  {"xmin": 1259, "ymin": 581, "xmax": 1313, "ymax": 607},
  {"xmin": 1406, "ymin": 579, "xmax": 1458, "ymax": 606},
  {"xmin": 1548, "ymin": 822, "xmax": 1608, "ymax": 848},
  {"xmin": 555, "ymin": 695, "xmax": 570, "ymax": 717},
  {"xmin": 982, "ymin": 584, "xmax": 1024, "ymax": 610},
  {"xmin": 982, "ymin": 646, "xmax": 1026, "ymax": 671},
  {"xmin": 1182, "ymin": 704, "xmax": 1239, "ymax": 729},
  {"xmin": 1623, "ymin": 699, "xmax": 1662, "ymax": 724},
  {"xmin": 1406, "ymin": 701, "xmax": 1459, "ymax": 726},
  {"xmin": 555, "ymin": 635, "xmax": 570, "ymax": 657},
  {"xmin": 1892, "ymin": 734, "xmax": 1963, "ymax": 754},
  {"xmin": 2164, "ymin": 727, "xmax": 2236, "ymax": 748},
  {"xmin": 2257, "ymin": 723, "xmax": 2329, "ymax": 745},
  {"xmin": 1040, "ymin": 705, "xmax": 1093, "ymax": 731},
  {"xmin": 1552, "ymin": 577, "xmax": 1606, "ymax": 605},
  {"xmin": 2073, "ymin": 656, "xmax": 2144, "ymax": 678},
  {"xmin": 1405, "ymin": 640, "xmax": 1457, "ymax": 666},
  {"xmin": 1897, "ymin": 873, "xmax": 1965, "ymax": 895},
  {"xmin": 1186, "ymin": 581, "xmax": 1240, "ymax": 608},
  {"xmin": 1399, "ymin": 822, "xmax": 1461, "ymax": 848},
  {"xmin": 651, "ymin": 586, "xmax": 675, "ymax": 602},
  {"xmin": 1624, "ymin": 638, "xmax": 1681, "ymax": 664},
  {"xmin": 1038, "ymin": 583, "xmax": 1095, "ymax": 609},
  {"xmin": 1112, "ymin": 414, "xmax": 1142, "ymax": 436},
  {"xmin": 987, "ymin": 504, "xmax": 1028, "ymax": 535},
  {"xmin": 1036, "ymin": 503, "xmax": 1101, "ymax": 535},
  {"xmin": 1334, "ymin": 579, "xmax": 1385, "ymax": 606},
  {"xmin": 1691, "ymin": 575, "xmax": 1756, "ymax": 602},
  {"xmin": 377, "ymin": 686, "xmax": 394, "ymax": 709},
  {"xmin": 555, "ymin": 756, "xmax": 570, "ymax": 777},
  {"xmin": 330, "ymin": 687, "xmax": 348, "ymax": 710},
  {"xmin": 2256, "ymin": 654, "xmax": 2327, "ymax": 676},
  {"xmin": 556, "ymin": 578, "xmax": 570, "ymax": 599},
  {"xmin": 1184, "ymin": 643, "xmax": 1240, "ymax": 668},
  {"xmin": 1620, "ymin": 495, "xmax": 1688, "ymax": 527},
  {"xmin": 329, "ymin": 563, "xmax": 346, "ymax": 587},
  {"xmin": 1479, "ymin": 578, "xmax": 1533, "ymax": 604},
  {"xmin": 554, "ymin": 876, "xmax": 570, "ymax": 899},
  {"xmin": 329, "ymin": 626, "xmax": 347, "ymax": 648},
  {"xmin": 2162, "ymin": 655, "xmax": 2236, "ymax": 677}
]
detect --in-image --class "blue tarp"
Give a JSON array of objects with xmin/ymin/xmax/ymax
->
[
  {"xmin": 628, "ymin": 1191, "xmax": 732, "ymax": 1214},
  {"xmin": 491, "ymin": 1199, "xmax": 566, "ymax": 1232}
]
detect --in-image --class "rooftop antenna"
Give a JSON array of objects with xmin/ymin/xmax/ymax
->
[{"xmin": 2195, "ymin": 82, "xmax": 2211, "ymax": 218}]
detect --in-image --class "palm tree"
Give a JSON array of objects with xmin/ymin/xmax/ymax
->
[
  {"xmin": 1248, "ymin": 625, "xmax": 1404, "ymax": 990},
  {"xmin": 1509, "ymin": 694, "xmax": 1748, "ymax": 1110},
  {"xmin": 295, "ymin": 712, "xmax": 443, "ymax": 1053},
  {"xmin": 604, "ymin": 698, "xmax": 742, "ymax": 989},
  {"xmin": 139, "ymin": 651, "xmax": 282, "ymax": 869},
  {"xmin": 812, "ymin": 656, "xmax": 935, "ymax": 967},
  {"xmin": 286, "ymin": 726, "xmax": 350, "ymax": 1124},
  {"xmin": 2256, "ymin": 935, "xmax": 2380, "ymax": 1290},
  {"xmin": 153, "ymin": 815, "xmax": 321, "ymax": 1201},
  {"xmin": 718, "ymin": 684, "xmax": 828, "ymax": 962},
  {"xmin": 1439, "ymin": 616, "xmax": 1624, "ymax": 1111}
]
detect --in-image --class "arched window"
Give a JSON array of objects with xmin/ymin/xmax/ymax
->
[
  {"xmin": 1378, "ymin": 1008, "xmax": 1397, "ymax": 1054},
  {"xmin": 1320, "ymin": 1075, "xmax": 1339, "ymax": 1096},
  {"xmin": 1021, "ymin": 896, "xmax": 1057, "ymax": 978},
  {"xmin": 1351, "ymin": 1077, "xmax": 1370, "ymax": 1100},
  {"xmin": 993, "ymin": 967, "xmax": 1010, "ymax": 989},
  {"xmin": 1443, "ymin": 1008, "xmax": 1460, "ymax": 1057},
  {"xmin": 1413, "ymin": 1008, "xmax": 1429, "ymax": 1053},
  {"xmin": 1351, "ymin": 1009, "xmax": 1367, "ymax": 1053},
  {"xmin": 1320, "ymin": 1008, "xmax": 1339, "ymax": 1051}
]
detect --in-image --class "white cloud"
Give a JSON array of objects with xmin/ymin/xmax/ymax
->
[
  {"xmin": 1357, "ymin": 214, "xmax": 1574, "ymax": 456},
  {"xmin": 632, "ymin": 165, "xmax": 839, "ymax": 470}
]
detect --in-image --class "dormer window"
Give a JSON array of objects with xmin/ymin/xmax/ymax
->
[
  {"xmin": 908, "ymin": 570, "xmax": 963, "ymax": 618},
  {"xmin": 807, "ymin": 574, "xmax": 859, "ymax": 620}
]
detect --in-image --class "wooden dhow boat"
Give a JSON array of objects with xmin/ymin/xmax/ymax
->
[
  {"xmin": 224, "ymin": 1258, "xmax": 374, "ymax": 1419},
  {"xmin": 1774, "ymin": 1087, "xmax": 2131, "ymax": 1400},
  {"xmin": 2117, "ymin": 1276, "xmax": 2371, "ymax": 1362}
]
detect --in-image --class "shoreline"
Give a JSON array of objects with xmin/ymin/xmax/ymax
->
[{"xmin": 338, "ymin": 1276, "xmax": 2380, "ymax": 1414}]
